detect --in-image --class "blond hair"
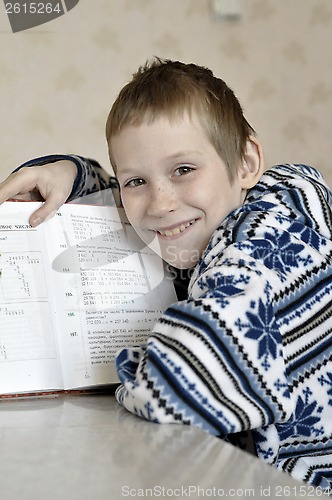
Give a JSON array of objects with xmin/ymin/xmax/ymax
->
[{"xmin": 106, "ymin": 58, "xmax": 255, "ymax": 180}]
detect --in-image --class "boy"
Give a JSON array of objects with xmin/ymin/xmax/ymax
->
[{"xmin": 1, "ymin": 58, "xmax": 332, "ymax": 489}]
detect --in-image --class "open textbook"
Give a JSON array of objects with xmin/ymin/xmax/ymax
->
[{"xmin": 0, "ymin": 200, "xmax": 177, "ymax": 397}]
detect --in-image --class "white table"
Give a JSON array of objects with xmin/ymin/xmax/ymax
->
[{"xmin": 0, "ymin": 395, "xmax": 323, "ymax": 499}]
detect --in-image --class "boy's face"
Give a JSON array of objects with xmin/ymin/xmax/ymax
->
[{"xmin": 112, "ymin": 114, "xmax": 249, "ymax": 269}]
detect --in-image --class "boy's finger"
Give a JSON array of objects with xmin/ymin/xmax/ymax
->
[
  {"xmin": 0, "ymin": 171, "xmax": 37, "ymax": 204},
  {"xmin": 0, "ymin": 181, "xmax": 23, "ymax": 203},
  {"xmin": 28, "ymin": 198, "xmax": 63, "ymax": 227}
]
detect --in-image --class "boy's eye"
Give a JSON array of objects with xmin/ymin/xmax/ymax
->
[
  {"xmin": 124, "ymin": 178, "xmax": 146, "ymax": 188},
  {"xmin": 175, "ymin": 166, "xmax": 194, "ymax": 176}
]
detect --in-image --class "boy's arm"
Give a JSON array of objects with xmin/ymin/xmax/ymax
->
[
  {"xmin": 0, "ymin": 154, "xmax": 120, "ymax": 226},
  {"xmin": 12, "ymin": 154, "xmax": 119, "ymax": 201},
  {"xmin": 115, "ymin": 259, "xmax": 293, "ymax": 437}
]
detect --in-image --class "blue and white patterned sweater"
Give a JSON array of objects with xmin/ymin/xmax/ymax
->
[
  {"xmin": 114, "ymin": 164, "xmax": 332, "ymax": 489},
  {"xmin": 17, "ymin": 157, "xmax": 332, "ymax": 488}
]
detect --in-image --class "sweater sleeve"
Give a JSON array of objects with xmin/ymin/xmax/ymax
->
[
  {"xmin": 115, "ymin": 257, "xmax": 293, "ymax": 437},
  {"xmin": 13, "ymin": 154, "xmax": 120, "ymax": 203}
]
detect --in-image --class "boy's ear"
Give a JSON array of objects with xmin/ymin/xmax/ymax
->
[{"xmin": 238, "ymin": 136, "xmax": 265, "ymax": 189}]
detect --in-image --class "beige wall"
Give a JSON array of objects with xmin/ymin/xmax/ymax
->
[{"xmin": 1, "ymin": 0, "xmax": 332, "ymax": 185}]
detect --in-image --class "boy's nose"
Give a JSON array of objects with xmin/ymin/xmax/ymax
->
[{"xmin": 146, "ymin": 184, "xmax": 178, "ymax": 217}]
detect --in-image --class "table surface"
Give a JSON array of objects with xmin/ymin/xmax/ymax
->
[{"xmin": 0, "ymin": 394, "xmax": 323, "ymax": 499}]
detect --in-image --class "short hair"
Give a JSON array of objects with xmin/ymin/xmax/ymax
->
[{"xmin": 106, "ymin": 58, "xmax": 255, "ymax": 181}]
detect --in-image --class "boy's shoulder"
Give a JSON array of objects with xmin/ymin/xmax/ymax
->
[
  {"xmin": 263, "ymin": 162, "xmax": 322, "ymax": 179},
  {"xmin": 227, "ymin": 162, "xmax": 332, "ymax": 234},
  {"xmin": 199, "ymin": 163, "xmax": 332, "ymax": 278},
  {"xmin": 247, "ymin": 163, "xmax": 332, "ymax": 205},
  {"xmin": 261, "ymin": 163, "xmax": 327, "ymax": 187}
]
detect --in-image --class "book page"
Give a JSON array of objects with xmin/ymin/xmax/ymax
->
[
  {"xmin": 0, "ymin": 202, "xmax": 64, "ymax": 395},
  {"xmin": 44, "ymin": 203, "xmax": 177, "ymax": 389}
]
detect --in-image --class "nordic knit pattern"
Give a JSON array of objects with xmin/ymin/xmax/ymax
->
[
  {"xmin": 16, "ymin": 157, "xmax": 332, "ymax": 488},
  {"xmin": 115, "ymin": 163, "xmax": 332, "ymax": 489}
]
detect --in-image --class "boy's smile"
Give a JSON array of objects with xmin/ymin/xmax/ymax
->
[{"xmin": 112, "ymin": 114, "xmax": 258, "ymax": 269}]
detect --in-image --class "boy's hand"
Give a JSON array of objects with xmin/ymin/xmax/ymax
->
[{"xmin": 0, "ymin": 160, "xmax": 77, "ymax": 227}]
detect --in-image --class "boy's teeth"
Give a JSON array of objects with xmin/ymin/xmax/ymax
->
[{"xmin": 159, "ymin": 220, "xmax": 195, "ymax": 236}]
